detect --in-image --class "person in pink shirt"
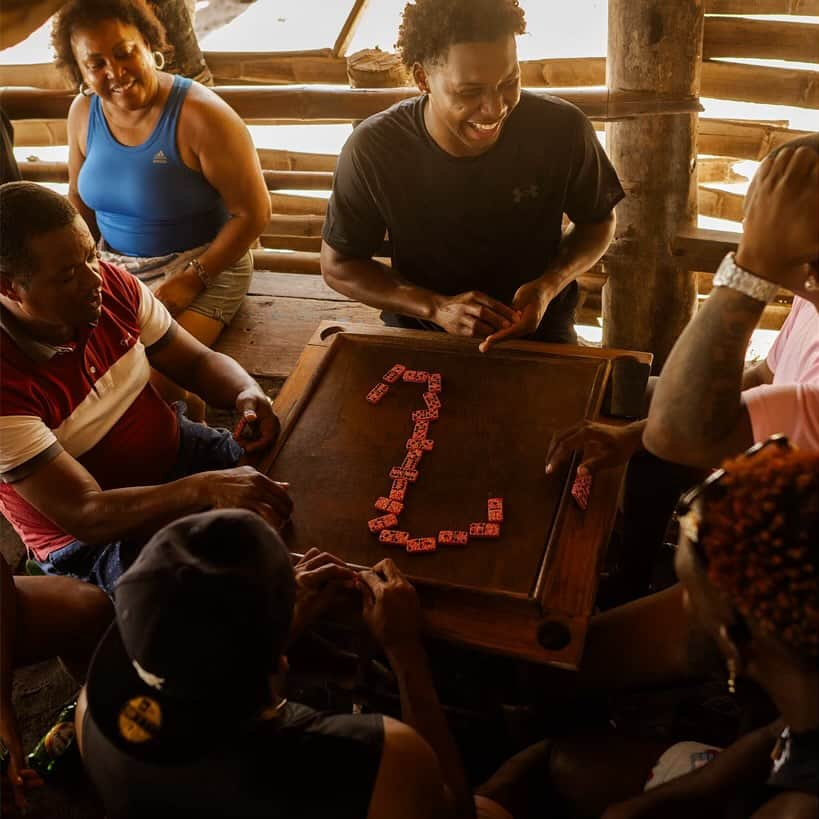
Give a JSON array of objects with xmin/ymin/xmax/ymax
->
[{"xmin": 646, "ymin": 132, "xmax": 819, "ymax": 460}]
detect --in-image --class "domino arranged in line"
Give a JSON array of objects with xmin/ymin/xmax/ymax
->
[
  {"xmin": 406, "ymin": 537, "xmax": 437, "ymax": 553},
  {"xmin": 382, "ymin": 364, "xmax": 407, "ymax": 384},
  {"xmin": 379, "ymin": 529, "xmax": 409, "ymax": 545},
  {"xmin": 488, "ymin": 497, "xmax": 504, "ymax": 523},
  {"xmin": 366, "ymin": 382, "xmax": 390, "ymax": 404},
  {"xmin": 469, "ymin": 522, "xmax": 501, "ymax": 539},
  {"xmin": 367, "ymin": 363, "xmax": 506, "ymax": 553},
  {"xmin": 368, "ymin": 513, "xmax": 399, "ymax": 533},
  {"xmin": 438, "ymin": 530, "xmax": 469, "ymax": 546},
  {"xmin": 375, "ymin": 496, "xmax": 404, "ymax": 515}
]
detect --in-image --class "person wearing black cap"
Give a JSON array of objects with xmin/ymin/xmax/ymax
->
[{"xmin": 76, "ymin": 509, "xmax": 494, "ymax": 819}]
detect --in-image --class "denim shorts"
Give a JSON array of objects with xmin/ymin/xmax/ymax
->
[
  {"xmin": 34, "ymin": 407, "xmax": 243, "ymax": 596},
  {"xmin": 185, "ymin": 249, "xmax": 253, "ymax": 325}
]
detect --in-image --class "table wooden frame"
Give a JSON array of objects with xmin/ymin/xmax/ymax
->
[{"xmin": 263, "ymin": 322, "xmax": 652, "ymax": 670}]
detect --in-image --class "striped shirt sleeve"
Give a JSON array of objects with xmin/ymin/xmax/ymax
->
[
  {"xmin": 0, "ymin": 416, "xmax": 63, "ymax": 482},
  {"xmin": 136, "ymin": 279, "xmax": 173, "ymax": 347}
]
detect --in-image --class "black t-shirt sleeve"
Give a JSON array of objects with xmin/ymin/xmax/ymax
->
[
  {"xmin": 323, "ymin": 128, "xmax": 387, "ymax": 259},
  {"xmin": 564, "ymin": 112, "xmax": 625, "ymax": 224}
]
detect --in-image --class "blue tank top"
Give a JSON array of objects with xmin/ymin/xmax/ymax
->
[{"xmin": 78, "ymin": 75, "xmax": 229, "ymax": 256}]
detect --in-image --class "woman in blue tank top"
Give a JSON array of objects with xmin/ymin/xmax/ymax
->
[{"xmin": 52, "ymin": 0, "xmax": 271, "ymax": 418}]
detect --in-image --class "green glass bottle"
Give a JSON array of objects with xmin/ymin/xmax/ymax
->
[{"xmin": 26, "ymin": 700, "xmax": 77, "ymax": 779}]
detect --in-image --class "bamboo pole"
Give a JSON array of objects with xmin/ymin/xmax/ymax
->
[
  {"xmin": 258, "ymin": 149, "xmax": 337, "ymax": 172},
  {"xmin": 333, "ymin": 0, "xmax": 372, "ymax": 58},
  {"xmin": 697, "ymin": 186, "xmax": 745, "ymax": 222},
  {"xmin": 1, "ymin": 85, "xmax": 703, "ymax": 127},
  {"xmin": 520, "ymin": 57, "xmax": 606, "ymax": 87},
  {"xmin": 704, "ymin": 0, "xmax": 819, "ymax": 12},
  {"xmin": 704, "ymin": 17, "xmax": 819, "ymax": 64},
  {"xmin": 698, "ymin": 118, "xmax": 810, "ymax": 160},
  {"xmin": 696, "ymin": 156, "xmax": 747, "ymax": 183},
  {"xmin": 603, "ymin": 0, "xmax": 703, "ymax": 370},
  {"xmin": 264, "ymin": 170, "xmax": 333, "ymax": 190},
  {"xmin": 269, "ymin": 192, "xmax": 328, "ymax": 215},
  {"xmin": 207, "ymin": 50, "xmax": 348, "ymax": 85},
  {"xmin": 701, "ymin": 60, "xmax": 819, "ymax": 109}
]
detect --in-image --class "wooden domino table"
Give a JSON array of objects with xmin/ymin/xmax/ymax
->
[{"xmin": 262, "ymin": 322, "xmax": 651, "ymax": 670}]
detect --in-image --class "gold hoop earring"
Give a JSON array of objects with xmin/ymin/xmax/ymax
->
[
  {"xmin": 726, "ymin": 658, "xmax": 737, "ymax": 695},
  {"xmin": 153, "ymin": 50, "xmax": 165, "ymax": 70},
  {"xmin": 79, "ymin": 81, "xmax": 93, "ymax": 97}
]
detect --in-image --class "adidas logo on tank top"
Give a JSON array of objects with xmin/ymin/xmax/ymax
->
[{"xmin": 152, "ymin": 150, "xmax": 168, "ymax": 164}]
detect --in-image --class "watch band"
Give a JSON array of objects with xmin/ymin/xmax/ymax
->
[{"xmin": 713, "ymin": 253, "xmax": 778, "ymax": 304}]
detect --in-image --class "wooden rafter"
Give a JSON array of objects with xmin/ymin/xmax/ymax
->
[
  {"xmin": 332, "ymin": 0, "xmax": 372, "ymax": 58},
  {"xmin": 704, "ymin": 16, "xmax": 819, "ymax": 63},
  {"xmin": 704, "ymin": 0, "xmax": 819, "ymax": 12}
]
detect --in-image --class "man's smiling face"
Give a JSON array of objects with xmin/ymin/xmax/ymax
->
[{"xmin": 418, "ymin": 35, "xmax": 521, "ymax": 158}]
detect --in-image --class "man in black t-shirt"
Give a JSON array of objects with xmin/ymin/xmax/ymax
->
[{"xmin": 321, "ymin": 0, "xmax": 624, "ymax": 348}]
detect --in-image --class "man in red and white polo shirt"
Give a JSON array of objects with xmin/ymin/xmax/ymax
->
[{"xmin": 0, "ymin": 182, "xmax": 292, "ymax": 593}]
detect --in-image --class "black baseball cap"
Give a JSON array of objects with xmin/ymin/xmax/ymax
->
[{"xmin": 85, "ymin": 510, "xmax": 296, "ymax": 762}]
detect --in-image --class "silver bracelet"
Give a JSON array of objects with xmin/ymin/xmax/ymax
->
[
  {"xmin": 186, "ymin": 257, "xmax": 210, "ymax": 288},
  {"xmin": 713, "ymin": 253, "xmax": 778, "ymax": 304}
]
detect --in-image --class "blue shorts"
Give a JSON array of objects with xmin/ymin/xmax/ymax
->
[{"xmin": 34, "ymin": 406, "xmax": 243, "ymax": 596}]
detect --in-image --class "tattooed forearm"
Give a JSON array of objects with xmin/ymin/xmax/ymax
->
[{"xmin": 644, "ymin": 288, "xmax": 765, "ymax": 468}]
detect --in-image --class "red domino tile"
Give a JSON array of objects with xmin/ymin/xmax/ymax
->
[
  {"xmin": 382, "ymin": 364, "xmax": 406, "ymax": 384},
  {"xmin": 438, "ymin": 530, "xmax": 469, "ymax": 546},
  {"xmin": 428, "ymin": 373, "xmax": 442, "ymax": 393},
  {"xmin": 366, "ymin": 383, "xmax": 389, "ymax": 404},
  {"xmin": 403, "ymin": 454, "xmax": 422, "ymax": 470},
  {"xmin": 389, "ymin": 480, "xmax": 408, "ymax": 501},
  {"xmin": 374, "ymin": 496, "xmax": 404, "ymax": 515},
  {"xmin": 412, "ymin": 420, "xmax": 430, "ymax": 439},
  {"xmin": 368, "ymin": 513, "xmax": 399, "ymax": 533},
  {"xmin": 468, "ymin": 522, "xmax": 501, "ymax": 539},
  {"xmin": 423, "ymin": 392, "xmax": 441, "ymax": 411},
  {"xmin": 487, "ymin": 497, "xmax": 504, "ymax": 523},
  {"xmin": 406, "ymin": 537, "xmax": 437, "ymax": 553},
  {"xmin": 402, "ymin": 370, "xmax": 429, "ymax": 383},
  {"xmin": 571, "ymin": 473, "xmax": 592, "ymax": 511},
  {"xmin": 412, "ymin": 408, "xmax": 439, "ymax": 422},
  {"xmin": 389, "ymin": 466, "xmax": 419, "ymax": 482},
  {"xmin": 379, "ymin": 529, "xmax": 409, "ymax": 545}
]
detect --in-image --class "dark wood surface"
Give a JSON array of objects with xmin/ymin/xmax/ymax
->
[{"xmin": 265, "ymin": 322, "xmax": 652, "ymax": 668}]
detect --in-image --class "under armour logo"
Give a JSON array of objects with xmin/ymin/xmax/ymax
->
[
  {"xmin": 512, "ymin": 184, "xmax": 540, "ymax": 204},
  {"xmin": 152, "ymin": 150, "xmax": 168, "ymax": 164}
]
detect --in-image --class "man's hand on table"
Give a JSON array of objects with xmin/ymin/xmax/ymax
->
[
  {"xmin": 478, "ymin": 278, "xmax": 554, "ymax": 353},
  {"xmin": 737, "ymin": 145, "xmax": 819, "ymax": 301},
  {"xmin": 233, "ymin": 387, "xmax": 281, "ymax": 454},
  {"xmin": 358, "ymin": 559, "xmax": 423, "ymax": 660},
  {"xmin": 290, "ymin": 548, "xmax": 358, "ymax": 640},
  {"xmin": 431, "ymin": 290, "xmax": 520, "ymax": 340},
  {"xmin": 545, "ymin": 419, "xmax": 646, "ymax": 478},
  {"xmin": 1, "ymin": 702, "xmax": 44, "ymax": 816},
  {"xmin": 202, "ymin": 466, "xmax": 292, "ymax": 530}
]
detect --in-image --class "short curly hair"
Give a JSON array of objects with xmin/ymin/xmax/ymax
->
[
  {"xmin": 51, "ymin": 0, "xmax": 168, "ymax": 88},
  {"xmin": 699, "ymin": 445, "xmax": 819, "ymax": 663},
  {"xmin": 396, "ymin": 0, "xmax": 526, "ymax": 68}
]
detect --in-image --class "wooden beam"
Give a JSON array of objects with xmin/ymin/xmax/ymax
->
[
  {"xmin": 18, "ymin": 160, "xmax": 69, "ymax": 183},
  {"xmin": 1, "ymin": 85, "xmax": 703, "ymax": 130},
  {"xmin": 704, "ymin": 0, "xmax": 819, "ymax": 12},
  {"xmin": 264, "ymin": 214, "xmax": 325, "ymax": 237},
  {"xmin": 520, "ymin": 57, "xmax": 606, "ymax": 87},
  {"xmin": 696, "ymin": 156, "xmax": 747, "ymax": 183},
  {"xmin": 10, "ymin": 119, "xmax": 67, "ymax": 146},
  {"xmin": 704, "ymin": 16, "xmax": 819, "ymax": 63},
  {"xmin": 698, "ymin": 118, "xmax": 810, "ymax": 159},
  {"xmin": 701, "ymin": 60, "xmax": 819, "ymax": 109},
  {"xmin": 259, "ymin": 236, "xmax": 323, "ymax": 252},
  {"xmin": 698, "ymin": 186, "xmax": 745, "ymax": 222},
  {"xmin": 671, "ymin": 227, "xmax": 740, "ymax": 271},
  {"xmin": 258, "ymin": 149, "xmax": 337, "ymax": 172},
  {"xmin": 207, "ymin": 49, "xmax": 349, "ymax": 85},
  {"xmin": 603, "ymin": 0, "xmax": 703, "ymax": 370},
  {"xmin": 333, "ymin": 0, "xmax": 372, "ymax": 58},
  {"xmin": 269, "ymin": 192, "xmax": 328, "ymax": 215},
  {"xmin": 264, "ymin": 170, "xmax": 333, "ymax": 190}
]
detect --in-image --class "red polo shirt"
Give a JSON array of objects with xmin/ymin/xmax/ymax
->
[{"xmin": 0, "ymin": 262, "xmax": 179, "ymax": 560}]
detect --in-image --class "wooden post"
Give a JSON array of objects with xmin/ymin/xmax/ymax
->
[
  {"xmin": 149, "ymin": 0, "xmax": 213, "ymax": 85},
  {"xmin": 603, "ymin": 0, "xmax": 704, "ymax": 371}
]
